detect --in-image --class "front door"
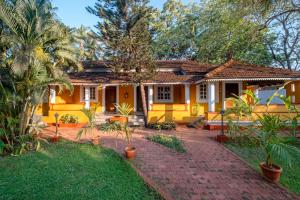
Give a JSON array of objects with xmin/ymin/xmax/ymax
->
[
  {"xmin": 105, "ymin": 86, "xmax": 117, "ymax": 113},
  {"xmin": 225, "ymin": 83, "xmax": 240, "ymax": 108},
  {"xmin": 136, "ymin": 86, "xmax": 148, "ymax": 112},
  {"xmin": 225, "ymin": 83, "xmax": 239, "ymax": 98}
]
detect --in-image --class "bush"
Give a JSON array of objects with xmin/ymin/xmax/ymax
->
[
  {"xmin": 148, "ymin": 121, "xmax": 176, "ymax": 130},
  {"xmin": 60, "ymin": 114, "xmax": 79, "ymax": 124},
  {"xmin": 147, "ymin": 134, "xmax": 186, "ymax": 153}
]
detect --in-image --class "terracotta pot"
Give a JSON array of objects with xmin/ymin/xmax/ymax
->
[
  {"xmin": 124, "ymin": 147, "xmax": 136, "ymax": 159},
  {"xmin": 51, "ymin": 136, "xmax": 60, "ymax": 143},
  {"xmin": 56, "ymin": 123, "xmax": 87, "ymax": 128},
  {"xmin": 259, "ymin": 162, "xmax": 282, "ymax": 183},
  {"xmin": 216, "ymin": 135, "xmax": 229, "ymax": 143},
  {"xmin": 91, "ymin": 136, "xmax": 100, "ymax": 145},
  {"xmin": 110, "ymin": 116, "xmax": 128, "ymax": 124}
]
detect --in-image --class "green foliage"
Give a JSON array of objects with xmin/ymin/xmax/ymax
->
[
  {"xmin": 148, "ymin": 121, "xmax": 176, "ymax": 131},
  {"xmin": 226, "ymin": 89, "xmax": 300, "ymax": 169},
  {"xmin": 115, "ymin": 103, "xmax": 133, "ymax": 117},
  {"xmin": 146, "ymin": 134, "xmax": 186, "ymax": 153},
  {"xmin": 225, "ymin": 142, "xmax": 300, "ymax": 195},
  {"xmin": 59, "ymin": 114, "xmax": 79, "ymax": 124},
  {"xmin": 0, "ymin": 142, "xmax": 163, "ymax": 199},
  {"xmin": 77, "ymin": 105, "xmax": 98, "ymax": 140}
]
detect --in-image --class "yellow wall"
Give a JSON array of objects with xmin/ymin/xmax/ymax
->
[{"xmin": 119, "ymin": 85, "xmax": 134, "ymax": 107}]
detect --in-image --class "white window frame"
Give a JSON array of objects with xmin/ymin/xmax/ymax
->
[
  {"xmin": 196, "ymin": 82, "xmax": 219, "ymax": 103},
  {"xmin": 196, "ymin": 82, "xmax": 208, "ymax": 103},
  {"xmin": 154, "ymin": 85, "xmax": 173, "ymax": 103},
  {"xmin": 80, "ymin": 86, "xmax": 98, "ymax": 103}
]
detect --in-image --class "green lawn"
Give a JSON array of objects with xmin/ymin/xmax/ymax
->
[
  {"xmin": 146, "ymin": 134, "xmax": 186, "ymax": 153},
  {"xmin": 225, "ymin": 142, "xmax": 300, "ymax": 195},
  {"xmin": 0, "ymin": 142, "xmax": 162, "ymax": 200}
]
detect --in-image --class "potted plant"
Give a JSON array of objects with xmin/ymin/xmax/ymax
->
[
  {"xmin": 109, "ymin": 103, "xmax": 132, "ymax": 123},
  {"xmin": 77, "ymin": 105, "xmax": 100, "ymax": 145},
  {"xmin": 58, "ymin": 114, "xmax": 82, "ymax": 128},
  {"xmin": 227, "ymin": 89, "xmax": 300, "ymax": 183},
  {"xmin": 101, "ymin": 103, "xmax": 136, "ymax": 159}
]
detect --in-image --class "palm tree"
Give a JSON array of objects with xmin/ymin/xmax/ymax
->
[{"xmin": 0, "ymin": 0, "xmax": 79, "ymax": 136}]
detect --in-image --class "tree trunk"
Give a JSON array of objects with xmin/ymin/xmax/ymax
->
[{"xmin": 139, "ymin": 83, "xmax": 148, "ymax": 127}]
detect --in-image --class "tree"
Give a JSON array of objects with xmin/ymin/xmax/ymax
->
[
  {"xmin": 0, "ymin": 0, "xmax": 79, "ymax": 153},
  {"xmin": 266, "ymin": 12, "xmax": 300, "ymax": 71},
  {"xmin": 88, "ymin": 0, "xmax": 156, "ymax": 125},
  {"xmin": 195, "ymin": 0, "xmax": 272, "ymax": 65},
  {"xmin": 152, "ymin": 0, "xmax": 200, "ymax": 60},
  {"xmin": 72, "ymin": 25, "xmax": 101, "ymax": 61}
]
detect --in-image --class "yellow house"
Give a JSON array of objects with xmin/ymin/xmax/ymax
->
[{"xmin": 39, "ymin": 60, "xmax": 300, "ymax": 128}]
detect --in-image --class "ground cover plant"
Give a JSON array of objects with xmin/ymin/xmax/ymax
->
[
  {"xmin": 225, "ymin": 141, "xmax": 300, "ymax": 195},
  {"xmin": 146, "ymin": 134, "xmax": 186, "ymax": 153},
  {"xmin": 0, "ymin": 141, "xmax": 163, "ymax": 200}
]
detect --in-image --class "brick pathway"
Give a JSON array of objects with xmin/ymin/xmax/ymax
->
[{"xmin": 42, "ymin": 126, "xmax": 300, "ymax": 200}]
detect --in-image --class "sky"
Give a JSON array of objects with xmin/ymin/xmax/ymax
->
[{"xmin": 52, "ymin": 0, "xmax": 194, "ymax": 29}]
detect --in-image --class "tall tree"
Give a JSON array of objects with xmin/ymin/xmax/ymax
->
[
  {"xmin": 152, "ymin": 0, "xmax": 200, "ymax": 60},
  {"xmin": 195, "ymin": 0, "xmax": 272, "ymax": 65},
  {"xmin": 88, "ymin": 0, "xmax": 156, "ymax": 125},
  {"xmin": 73, "ymin": 25, "xmax": 101, "ymax": 61},
  {"xmin": 0, "ymin": 0, "xmax": 79, "ymax": 139},
  {"xmin": 266, "ymin": 12, "xmax": 300, "ymax": 71}
]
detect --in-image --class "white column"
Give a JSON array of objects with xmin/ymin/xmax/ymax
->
[
  {"xmin": 208, "ymin": 82, "xmax": 216, "ymax": 112},
  {"xmin": 84, "ymin": 86, "xmax": 90, "ymax": 109},
  {"xmin": 50, "ymin": 85, "xmax": 56, "ymax": 104},
  {"xmin": 102, "ymin": 85, "xmax": 106, "ymax": 112},
  {"xmin": 116, "ymin": 85, "xmax": 119, "ymax": 105},
  {"xmin": 185, "ymin": 84, "xmax": 190, "ymax": 105},
  {"xmin": 133, "ymin": 85, "xmax": 137, "ymax": 112},
  {"xmin": 148, "ymin": 85, "xmax": 154, "ymax": 111}
]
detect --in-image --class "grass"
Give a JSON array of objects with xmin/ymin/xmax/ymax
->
[
  {"xmin": 0, "ymin": 141, "xmax": 163, "ymax": 200},
  {"xmin": 146, "ymin": 134, "xmax": 186, "ymax": 153},
  {"xmin": 225, "ymin": 141, "xmax": 300, "ymax": 195}
]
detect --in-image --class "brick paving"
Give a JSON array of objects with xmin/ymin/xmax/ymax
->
[{"xmin": 42, "ymin": 126, "xmax": 300, "ymax": 200}]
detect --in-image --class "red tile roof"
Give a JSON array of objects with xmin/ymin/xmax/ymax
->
[
  {"xmin": 70, "ymin": 60, "xmax": 300, "ymax": 84},
  {"xmin": 205, "ymin": 60, "xmax": 299, "ymax": 80}
]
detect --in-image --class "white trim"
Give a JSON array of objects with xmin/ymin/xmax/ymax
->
[
  {"xmin": 80, "ymin": 86, "xmax": 99, "ymax": 103},
  {"xmin": 222, "ymin": 81, "xmax": 243, "ymax": 110},
  {"xmin": 133, "ymin": 85, "xmax": 137, "ymax": 112},
  {"xmin": 144, "ymin": 82, "xmax": 187, "ymax": 85},
  {"xmin": 49, "ymin": 86, "xmax": 56, "ymax": 104},
  {"xmin": 208, "ymin": 82, "xmax": 216, "ymax": 112},
  {"xmin": 196, "ymin": 82, "xmax": 208, "ymax": 103},
  {"xmin": 148, "ymin": 86, "xmax": 154, "ymax": 111},
  {"xmin": 206, "ymin": 78, "xmax": 300, "ymax": 82},
  {"xmin": 154, "ymin": 85, "xmax": 174, "ymax": 103},
  {"xmin": 84, "ymin": 87, "xmax": 90, "ymax": 109},
  {"xmin": 291, "ymin": 83, "xmax": 296, "ymax": 92},
  {"xmin": 185, "ymin": 84, "xmax": 190, "ymax": 104}
]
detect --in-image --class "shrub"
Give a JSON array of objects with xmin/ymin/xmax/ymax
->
[
  {"xmin": 148, "ymin": 121, "xmax": 176, "ymax": 130},
  {"xmin": 60, "ymin": 114, "xmax": 79, "ymax": 124},
  {"xmin": 146, "ymin": 134, "xmax": 186, "ymax": 153}
]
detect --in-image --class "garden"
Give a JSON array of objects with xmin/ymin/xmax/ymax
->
[{"xmin": 222, "ymin": 89, "xmax": 300, "ymax": 195}]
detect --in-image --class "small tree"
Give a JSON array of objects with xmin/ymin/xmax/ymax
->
[{"xmin": 87, "ymin": 0, "xmax": 156, "ymax": 126}]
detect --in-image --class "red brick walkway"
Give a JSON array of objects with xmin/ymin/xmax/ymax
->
[{"xmin": 42, "ymin": 126, "xmax": 299, "ymax": 200}]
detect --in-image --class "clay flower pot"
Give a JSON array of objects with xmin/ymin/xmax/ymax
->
[
  {"xmin": 124, "ymin": 147, "xmax": 136, "ymax": 159},
  {"xmin": 260, "ymin": 162, "xmax": 282, "ymax": 183},
  {"xmin": 110, "ymin": 116, "xmax": 128, "ymax": 124},
  {"xmin": 216, "ymin": 135, "xmax": 229, "ymax": 143},
  {"xmin": 91, "ymin": 136, "xmax": 100, "ymax": 145},
  {"xmin": 51, "ymin": 136, "xmax": 60, "ymax": 143}
]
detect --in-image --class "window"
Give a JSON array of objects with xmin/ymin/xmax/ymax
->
[
  {"xmin": 81, "ymin": 86, "xmax": 98, "ymax": 102},
  {"xmin": 197, "ymin": 83, "xmax": 207, "ymax": 102},
  {"xmin": 199, "ymin": 83, "xmax": 207, "ymax": 101},
  {"xmin": 155, "ymin": 86, "xmax": 173, "ymax": 103}
]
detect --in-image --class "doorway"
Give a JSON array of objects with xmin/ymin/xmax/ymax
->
[
  {"xmin": 225, "ymin": 83, "xmax": 240, "ymax": 98},
  {"xmin": 105, "ymin": 86, "xmax": 117, "ymax": 113}
]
